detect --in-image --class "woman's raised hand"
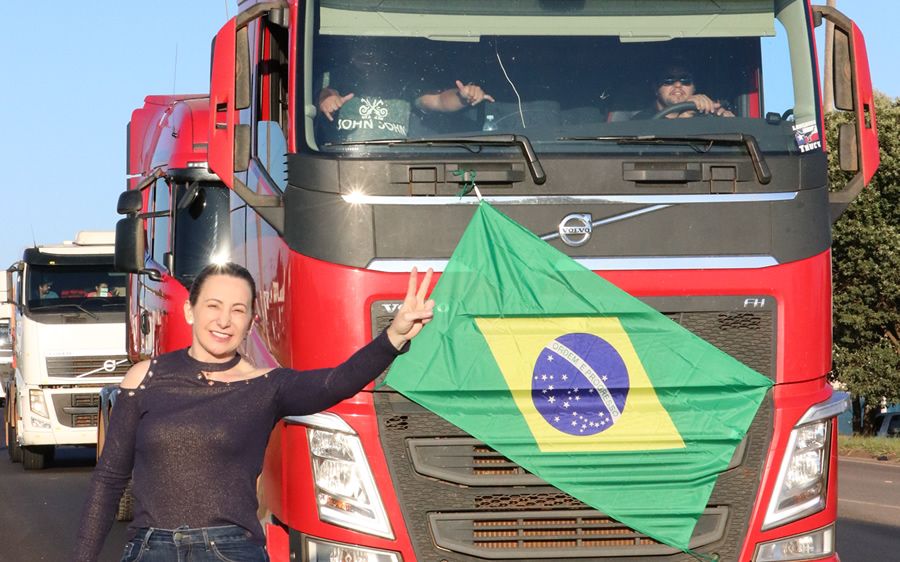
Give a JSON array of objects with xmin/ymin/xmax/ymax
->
[{"xmin": 386, "ymin": 267, "xmax": 435, "ymax": 350}]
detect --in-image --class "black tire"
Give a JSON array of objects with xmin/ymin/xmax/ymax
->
[
  {"xmin": 117, "ymin": 480, "xmax": 135, "ymax": 521},
  {"xmin": 22, "ymin": 445, "xmax": 54, "ymax": 470},
  {"xmin": 6, "ymin": 420, "xmax": 22, "ymax": 463}
]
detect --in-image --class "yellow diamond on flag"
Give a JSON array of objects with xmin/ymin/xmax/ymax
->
[{"xmin": 476, "ymin": 316, "xmax": 684, "ymax": 453}]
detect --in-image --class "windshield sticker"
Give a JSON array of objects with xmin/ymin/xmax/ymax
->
[{"xmin": 793, "ymin": 120, "xmax": 821, "ymax": 153}]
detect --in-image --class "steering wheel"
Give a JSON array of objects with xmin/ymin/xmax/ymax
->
[{"xmin": 652, "ymin": 101, "xmax": 702, "ymax": 119}]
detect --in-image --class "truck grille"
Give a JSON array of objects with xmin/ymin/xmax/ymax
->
[
  {"xmin": 373, "ymin": 295, "xmax": 776, "ymax": 560},
  {"xmin": 376, "ymin": 393, "xmax": 772, "ymax": 561},
  {"xmin": 51, "ymin": 393, "xmax": 101, "ymax": 428},
  {"xmin": 430, "ymin": 508, "xmax": 727, "ymax": 558},
  {"xmin": 46, "ymin": 355, "xmax": 131, "ymax": 378}
]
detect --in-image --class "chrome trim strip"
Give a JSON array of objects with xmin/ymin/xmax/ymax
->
[
  {"xmin": 797, "ymin": 392, "xmax": 851, "ymax": 425},
  {"xmin": 341, "ymin": 192, "xmax": 798, "ymax": 205},
  {"xmin": 541, "ymin": 204, "xmax": 671, "ymax": 241},
  {"xmin": 284, "ymin": 412, "xmax": 356, "ymax": 433},
  {"xmin": 366, "ymin": 255, "xmax": 779, "ymax": 272}
]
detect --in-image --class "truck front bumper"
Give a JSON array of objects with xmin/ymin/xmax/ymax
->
[{"xmin": 18, "ymin": 387, "xmax": 101, "ymax": 447}]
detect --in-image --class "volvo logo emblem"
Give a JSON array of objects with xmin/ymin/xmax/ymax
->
[
  {"xmin": 103, "ymin": 359, "xmax": 118, "ymax": 373},
  {"xmin": 558, "ymin": 213, "xmax": 593, "ymax": 247}
]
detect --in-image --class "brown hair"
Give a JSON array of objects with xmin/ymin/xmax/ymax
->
[{"xmin": 188, "ymin": 262, "xmax": 257, "ymax": 312}]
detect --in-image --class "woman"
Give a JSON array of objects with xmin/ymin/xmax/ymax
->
[{"xmin": 73, "ymin": 262, "xmax": 434, "ymax": 562}]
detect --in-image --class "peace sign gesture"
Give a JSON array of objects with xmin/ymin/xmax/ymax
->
[{"xmin": 386, "ymin": 267, "xmax": 435, "ymax": 350}]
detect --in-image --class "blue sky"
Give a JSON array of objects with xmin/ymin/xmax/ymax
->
[{"xmin": 0, "ymin": 1, "xmax": 897, "ymax": 268}]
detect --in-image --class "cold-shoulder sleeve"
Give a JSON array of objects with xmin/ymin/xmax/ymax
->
[
  {"xmin": 72, "ymin": 388, "xmax": 142, "ymax": 562},
  {"xmin": 274, "ymin": 330, "xmax": 405, "ymax": 418}
]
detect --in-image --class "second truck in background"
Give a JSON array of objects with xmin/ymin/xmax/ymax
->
[{"xmin": 3, "ymin": 231, "xmax": 130, "ymax": 469}]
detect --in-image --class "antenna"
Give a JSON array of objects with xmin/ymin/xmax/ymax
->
[
  {"xmin": 225, "ymin": 0, "xmax": 230, "ymax": 19},
  {"xmin": 172, "ymin": 44, "xmax": 179, "ymax": 94},
  {"xmin": 30, "ymin": 225, "xmax": 37, "ymax": 248}
]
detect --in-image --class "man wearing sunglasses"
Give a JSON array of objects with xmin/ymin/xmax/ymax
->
[{"xmin": 633, "ymin": 62, "xmax": 734, "ymax": 119}]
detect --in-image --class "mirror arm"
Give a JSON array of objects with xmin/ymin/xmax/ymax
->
[
  {"xmin": 236, "ymin": 1, "xmax": 288, "ymax": 28},
  {"xmin": 135, "ymin": 168, "xmax": 165, "ymax": 192},
  {"xmin": 142, "ymin": 269, "xmax": 163, "ymax": 282},
  {"xmin": 232, "ymin": 175, "xmax": 284, "ymax": 235},
  {"xmin": 829, "ymin": 174, "xmax": 865, "ymax": 224}
]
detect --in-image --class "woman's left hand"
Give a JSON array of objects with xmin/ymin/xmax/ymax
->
[{"xmin": 386, "ymin": 267, "xmax": 435, "ymax": 350}]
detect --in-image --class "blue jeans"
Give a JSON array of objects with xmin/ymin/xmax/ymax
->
[{"xmin": 121, "ymin": 525, "xmax": 269, "ymax": 562}]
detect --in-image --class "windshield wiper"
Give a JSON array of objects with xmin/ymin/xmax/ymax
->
[
  {"xmin": 560, "ymin": 134, "xmax": 772, "ymax": 185},
  {"xmin": 327, "ymin": 134, "xmax": 547, "ymax": 185},
  {"xmin": 29, "ymin": 303, "xmax": 98, "ymax": 319}
]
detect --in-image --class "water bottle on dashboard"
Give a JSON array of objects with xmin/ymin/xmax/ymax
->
[{"xmin": 483, "ymin": 114, "xmax": 497, "ymax": 132}]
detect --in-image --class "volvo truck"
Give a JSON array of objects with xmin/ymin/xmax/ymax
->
[
  {"xmin": 114, "ymin": 2, "xmax": 879, "ymax": 560},
  {"xmin": 4, "ymin": 232, "xmax": 130, "ymax": 469}
]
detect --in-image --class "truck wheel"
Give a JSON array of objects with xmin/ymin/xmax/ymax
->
[
  {"xmin": 22, "ymin": 445, "xmax": 54, "ymax": 470},
  {"xmin": 6, "ymin": 420, "xmax": 22, "ymax": 463},
  {"xmin": 117, "ymin": 480, "xmax": 135, "ymax": 521}
]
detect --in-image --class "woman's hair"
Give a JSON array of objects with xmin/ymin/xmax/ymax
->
[{"xmin": 188, "ymin": 262, "xmax": 257, "ymax": 312}]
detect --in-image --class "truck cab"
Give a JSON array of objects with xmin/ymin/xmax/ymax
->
[{"xmin": 4, "ymin": 231, "xmax": 130, "ymax": 469}]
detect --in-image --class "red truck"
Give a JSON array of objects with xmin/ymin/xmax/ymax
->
[{"xmin": 113, "ymin": 2, "xmax": 879, "ymax": 561}]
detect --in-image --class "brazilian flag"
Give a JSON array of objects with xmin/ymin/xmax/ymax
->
[{"xmin": 385, "ymin": 202, "xmax": 774, "ymax": 551}]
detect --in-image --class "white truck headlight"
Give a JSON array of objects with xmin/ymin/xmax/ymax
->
[
  {"xmin": 763, "ymin": 393, "xmax": 846, "ymax": 530},
  {"xmin": 29, "ymin": 389, "xmax": 50, "ymax": 418},
  {"xmin": 294, "ymin": 413, "xmax": 393, "ymax": 539},
  {"xmin": 754, "ymin": 525, "xmax": 834, "ymax": 561}
]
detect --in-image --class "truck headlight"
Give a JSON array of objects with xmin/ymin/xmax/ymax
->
[
  {"xmin": 754, "ymin": 525, "xmax": 834, "ymax": 561},
  {"xmin": 298, "ymin": 413, "xmax": 393, "ymax": 539},
  {"xmin": 30, "ymin": 389, "xmax": 50, "ymax": 418},
  {"xmin": 763, "ymin": 393, "xmax": 847, "ymax": 530}
]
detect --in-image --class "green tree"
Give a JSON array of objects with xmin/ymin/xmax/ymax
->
[{"xmin": 827, "ymin": 92, "xmax": 900, "ymax": 433}]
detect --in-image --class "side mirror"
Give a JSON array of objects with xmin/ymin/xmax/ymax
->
[
  {"xmin": 814, "ymin": 5, "xmax": 881, "ymax": 221},
  {"xmin": 209, "ymin": 17, "xmax": 238, "ymax": 189},
  {"xmin": 208, "ymin": 2, "xmax": 287, "ymax": 185},
  {"xmin": 115, "ymin": 217, "xmax": 144, "ymax": 274},
  {"xmin": 115, "ymin": 218, "xmax": 161, "ymax": 281},
  {"xmin": 117, "ymin": 190, "xmax": 143, "ymax": 216}
]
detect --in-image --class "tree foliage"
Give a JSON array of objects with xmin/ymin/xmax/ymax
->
[{"xmin": 827, "ymin": 92, "xmax": 900, "ymax": 433}]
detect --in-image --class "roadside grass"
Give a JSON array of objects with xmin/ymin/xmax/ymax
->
[{"xmin": 838, "ymin": 435, "xmax": 900, "ymax": 462}]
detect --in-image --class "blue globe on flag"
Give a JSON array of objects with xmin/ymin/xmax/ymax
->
[{"xmin": 531, "ymin": 333, "xmax": 630, "ymax": 436}]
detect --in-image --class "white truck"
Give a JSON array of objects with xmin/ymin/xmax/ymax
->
[
  {"xmin": 0, "ymin": 275, "xmax": 13, "ymax": 405},
  {"xmin": 3, "ymin": 231, "xmax": 129, "ymax": 469}
]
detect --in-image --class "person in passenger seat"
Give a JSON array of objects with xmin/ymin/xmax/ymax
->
[
  {"xmin": 631, "ymin": 60, "xmax": 734, "ymax": 119},
  {"xmin": 315, "ymin": 38, "xmax": 493, "ymax": 143}
]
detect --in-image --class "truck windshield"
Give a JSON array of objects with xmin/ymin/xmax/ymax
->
[
  {"xmin": 26, "ymin": 265, "xmax": 126, "ymax": 313},
  {"xmin": 304, "ymin": 0, "xmax": 817, "ymax": 157}
]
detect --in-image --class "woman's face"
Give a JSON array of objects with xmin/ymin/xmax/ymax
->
[{"xmin": 184, "ymin": 274, "xmax": 253, "ymax": 360}]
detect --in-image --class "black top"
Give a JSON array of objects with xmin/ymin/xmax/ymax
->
[{"xmin": 73, "ymin": 331, "xmax": 402, "ymax": 562}]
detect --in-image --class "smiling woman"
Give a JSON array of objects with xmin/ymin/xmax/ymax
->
[
  {"xmin": 72, "ymin": 262, "xmax": 434, "ymax": 562},
  {"xmin": 184, "ymin": 263, "xmax": 257, "ymax": 364}
]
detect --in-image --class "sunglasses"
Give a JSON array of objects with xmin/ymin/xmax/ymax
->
[{"xmin": 660, "ymin": 76, "xmax": 694, "ymax": 86}]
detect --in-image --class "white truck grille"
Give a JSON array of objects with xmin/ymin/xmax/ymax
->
[{"xmin": 45, "ymin": 355, "xmax": 131, "ymax": 378}]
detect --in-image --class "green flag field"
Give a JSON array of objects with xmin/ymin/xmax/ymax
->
[{"xmin": 385, "ymin": 202, "xmax": 773, "ymax": 551}]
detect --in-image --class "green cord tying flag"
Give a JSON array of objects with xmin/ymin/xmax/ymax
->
[{"xmin": 385, "ymin": 202, "xmax": 773, "ymax": 552}]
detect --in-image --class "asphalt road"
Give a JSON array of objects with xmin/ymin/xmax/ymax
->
[
  {"xmin": 1, "ymin": 409, "xmax": 128, "ymax": 561},
  {"xmin": 835, "ymin": 457, "xmax": 900, "ymax": 562},
  {"xmin": 1, "ymin": 406, "xmax": 897, "ymax": 561}
]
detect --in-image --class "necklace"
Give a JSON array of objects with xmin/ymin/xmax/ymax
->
[{"xmin": 184, "ymin": 348, "xmax": 242, "ymax": 378}]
